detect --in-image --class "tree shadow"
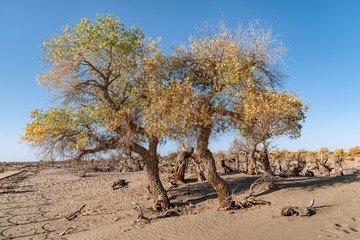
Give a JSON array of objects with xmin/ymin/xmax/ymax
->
[
  {"xmin": 255, "ymin": 174, "xmax": 360, "ymax": 197},
  {"xmin": 168, "ymin": 173, "xmax": 360, "ymax": 207}
]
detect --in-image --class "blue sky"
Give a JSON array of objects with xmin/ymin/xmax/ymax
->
[{"xmin": 1, "ymin": 0, "xmax": 360, "ymax": 162}]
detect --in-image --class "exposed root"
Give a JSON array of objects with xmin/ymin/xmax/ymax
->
[{"xmin": 132, "ymin": 203, "xmax": 180, "ymax": 226}]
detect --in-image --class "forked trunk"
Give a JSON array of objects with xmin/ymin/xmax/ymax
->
[{"xmin": 196, "ymin": 126, "xmax": 231, "ymax": 209}]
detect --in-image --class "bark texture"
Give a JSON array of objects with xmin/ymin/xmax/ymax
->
[
  {"xmin": 258, "ymin": 148, "xmax": 275, "ymax": 176},
  {"xmin": 196, "ymin": 126, "xmax": 231, "ymax": 208},
  {"xmin": 132, "ymin": 139, "xmax": 170, "ymax": 211},
  {"xmin": 247, "ymin": 146, "xmax": 257, "ymax": 175},
  {"xmin": 173, "ymin": 147, "xmax": 194, "ymax": 183}
]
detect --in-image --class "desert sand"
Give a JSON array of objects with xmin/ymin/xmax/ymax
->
[{"xmin": 1, "ymin": 167, "xmax": 360, "ymax": 240}]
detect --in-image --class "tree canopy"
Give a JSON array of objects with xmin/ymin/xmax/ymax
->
[{"xmin": 21, "ymin": 16, "xmax": 308, "ymax": 209}]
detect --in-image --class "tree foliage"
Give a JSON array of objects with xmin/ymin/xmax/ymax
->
[
  {"xmin": 21, "ymin": 16, "xmax": 308, "ymax": 209},
  {"xmin": 239, "ymin": 89, "xmax": 308, "ymax": 146},
  {"xmin": 22, "ymin": 15, "xmax": 196, "ymax": 160}
]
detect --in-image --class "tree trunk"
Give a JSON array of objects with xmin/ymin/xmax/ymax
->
[
  {"xmin": 196, "ymin": 126, "xmax": 231, "ymax": 209},
  {"xmin": 192, "ymin": 157, "xmax": 205, "ymax": 182},
  {"xmin": 247, "ymin": 144, "xmax": 257, "ymax": 175},
  {"xmin": 172, "ymin": 147, "xmax": 194, "ymax": 183},
  {"xmin": 258, "ymin": 147, "xmax": 275, "ymax": 176},
  {"xmin": 234, "ymin": 154, "xmax": 240, "ymax": 172},
  {"xmin": 131, "ymin": 139, "xmax": 170, "ymax": 211},
  {"xmin": 334, "ymin": 156, "xmax": 343, "ymax": 175}
]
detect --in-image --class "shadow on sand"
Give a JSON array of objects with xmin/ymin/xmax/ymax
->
[{"xmin": 168, "ymin": 172, "xmax": 360, "ymax": 206}]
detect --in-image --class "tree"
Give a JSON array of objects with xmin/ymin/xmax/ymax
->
[
  {"xmin": 239, "ymin": 90, "xmax": 308, "ymax": 175},
  {"xmin": 348, "ymin": 146, "xmax": 360, "ymax": 157},
  {"xmin": 172, "ymin": 22, "xmax": 286, "ymax": 208},
  {"xmin": 333, "ymin": 148, "xmax": 346, "ymax": 174},
  {"xmin": 21, "ymin": 15, "xmax": 195, "ymax": 210}
]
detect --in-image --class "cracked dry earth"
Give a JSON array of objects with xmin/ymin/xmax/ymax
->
[{"xmin": 1, "ymin": 168, "xmax": 360, "ymax": 240}]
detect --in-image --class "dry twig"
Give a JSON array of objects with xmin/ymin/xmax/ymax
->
[
  {"xmin": 59, "ymin": 226, "xmax": 75, "ymax": 236},
  {"xmin": 218, "ymin": 177, "xmax": 272, "ymax": 210},
  {"xmin": 132, "ymin": 204, "xmax": 151, "ymax": 226},
  {"xmin": 64, "ymin": 204, "xmax": 86, "ymax": 221}
]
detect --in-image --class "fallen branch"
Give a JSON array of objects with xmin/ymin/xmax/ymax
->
[
  {"xmin": 233, "ymin": 196, "xmax": 271, "ymax": 209},
  {"xmin": 59, "ymin": 226, "xmax": 75, "ymax": 236},
  {"xmin": 152, "ymin": 210, "xmax": 180, "ymax": 219},
  {"xmin": 218, "ymin": 178, "xmax": 272, "ymax": 210},
  {"xmin": 132, "ymin": 204, "xmax": 151, "ymax": 226},
  {"xmin": 249, "ymin": 176, "xmax": 274, "ymax": 195},
  {"xmin": 64, "ymin": 204, "xmax": 86, "ymax": 221},
  {"xmin": 112, "ymin": 179, "xmax": 128, "ymax": 190}
]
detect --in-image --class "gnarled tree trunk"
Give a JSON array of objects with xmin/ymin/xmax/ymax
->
[
  {"xmin": 196, "ymin": 126, "xmax": 231, "ymax": 209},
  {"xmin": 172, "ymin": 147, "xmax": 194, "ymax": 183},
  {"xmin": 258, "ymin": 147, "xmax": 275, "ymax": 176},
  {"xmin": 247, "ymin": 144, "xmax": 257, "ymax": 175},
  {"xmin": 132, "ymin": 139, "xmax": 170, "ymax": 211},
  {"xmin": 334, "ymin": 156, "xmax": 344, "ymax": 175}
]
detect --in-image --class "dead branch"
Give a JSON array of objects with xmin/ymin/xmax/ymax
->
[
  {"xmin": 112, "ymin": 179, "xmax": 128, "ymax": 190},
  {"xmin": 218, "ymin": 178, "xmax": 272, "ymax": 210},
  {"xmin": 64, "ymin": 204, "xmax": 86, "ymax": 221},
  {"xmin": 249, "ymin": 176, "xmax": 274, "ymax": 196},
  {"xmin": 152, "ymin": 210, "xmax": 180, "ymax": 219},
  {"xmin": 132, "ymin": 204, "xmax": 151, "ymax": 226},
  {"xmin": 59, "ymin": 226, "xmax": 75, "ymax": 236},
  {"xmin": 234, "ymin": 196, "xmax": 271, "ymax": 209}
]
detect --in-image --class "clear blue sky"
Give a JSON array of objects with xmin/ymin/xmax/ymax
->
[{"xmin": 1, "ymin": 0, "xmax": 360, "ymax": 162}]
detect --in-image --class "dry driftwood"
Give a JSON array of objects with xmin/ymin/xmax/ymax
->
[
  {"xmin": 59, "ymin": 226, "xmax": 75, "ymax": 236},
  {"xmin": 132, "ymin": 203, "xmax": 180, "ymax": 226},
  {"xmin": 219, "ymin": 177, "xmax": 272, "ymax": 210},
  {"xmin": 281, "ymin": 198, "xmax": 316, "ymax": 217},
  {"xmin": 112, "ymin": 179, "xmax": 128, "ymax": 190},
  {"xmin": 65, "ymin": 204, "xmax": 86, "ymax": 221}
]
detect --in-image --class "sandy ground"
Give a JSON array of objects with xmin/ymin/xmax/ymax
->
[{"xmin": 1, "ymin": 168, "xmax": 360, "ymax": 240}]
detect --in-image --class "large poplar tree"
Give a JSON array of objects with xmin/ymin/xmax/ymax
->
[{"xmin": 22, "ymin": 15, "xmax": 195, "ymax": 210}]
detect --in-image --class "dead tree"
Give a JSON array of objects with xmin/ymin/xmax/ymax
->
[
  {"xmin": 171, "ymin": 147, "xmax": 194, "ymax": 184},
  {"xmin": 220, "ymin": 155, "xmax": 234, "ymax": 173},
  {"xmin": 315, "ymin": 157, "xmax": 331, "ymax": 176},
  {"xmin": 334, "ymin": 155, "xmax": 344, "ymax": 175}
]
